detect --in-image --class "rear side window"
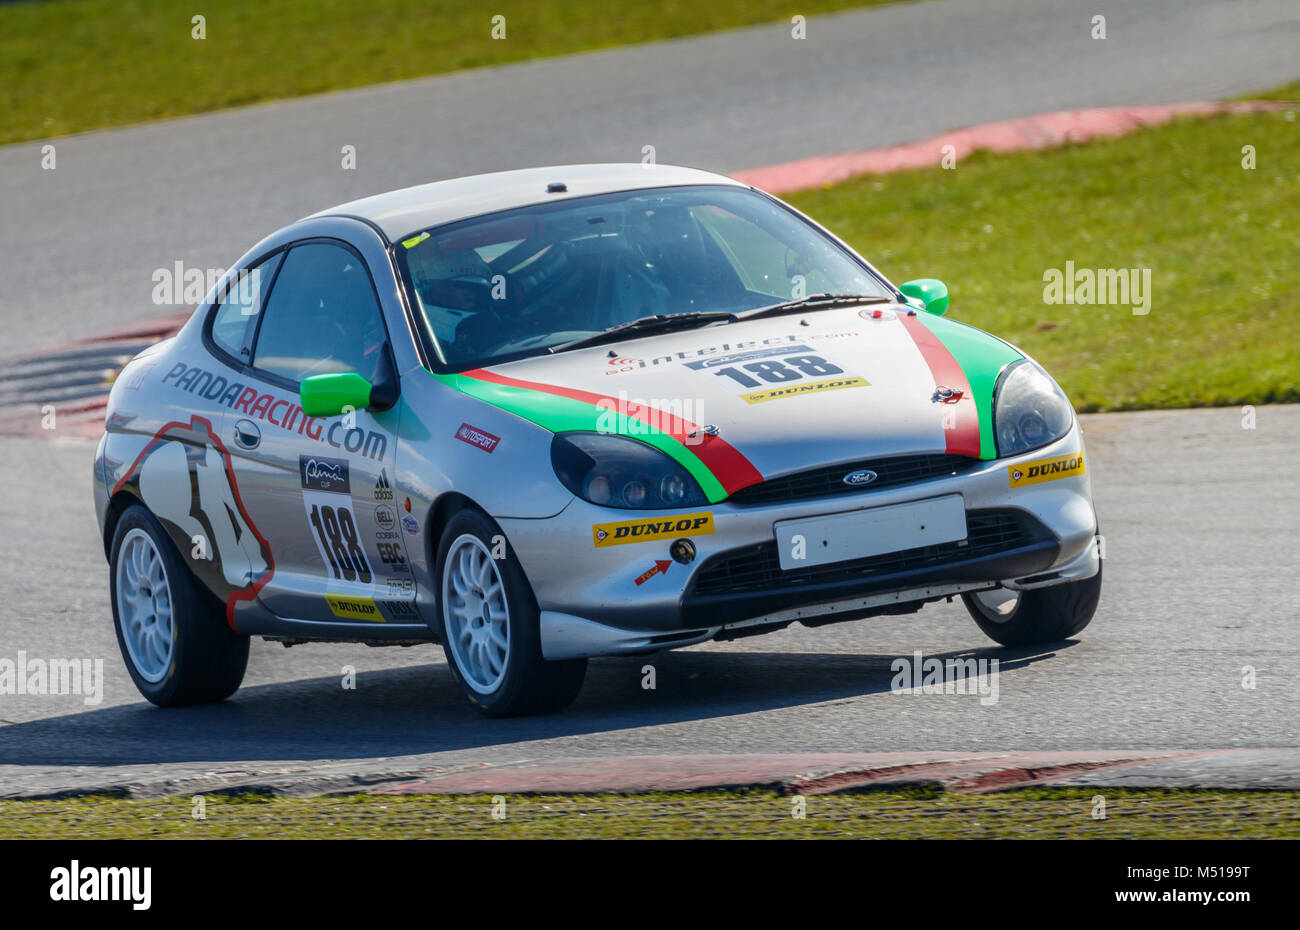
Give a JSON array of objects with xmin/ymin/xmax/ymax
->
[
  {"xmin": 251, "ymin": 242, "xmax": 389, "ymax": 384},
  {"xmin": 210, "ymin": 253, "xmax": 282, "ymax": 360}
]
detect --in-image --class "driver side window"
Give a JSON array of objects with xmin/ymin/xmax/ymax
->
[{"xmin": 252, "ymin": 242, "xmax": 388, "ymax": 384}]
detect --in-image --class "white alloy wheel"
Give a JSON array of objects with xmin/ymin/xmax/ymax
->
[
  {"xmin": 970, "ymin": 588, "xmax": 1020, "ymax": 623},
  {"xmin": 115, "ymin": 527, "xmax": 176, "ymax": 683},
  {"xmin": 441, "ymin": 533, "xmax": 511, "ymax": 694}
]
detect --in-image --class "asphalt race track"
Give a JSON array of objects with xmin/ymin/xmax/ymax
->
[
  {"xmin": 1, "ymin": 0, "xmax": 1298, "ymax": 353},
  {"xmin": 0, "ymin": 406, "xmax": 1296, "ymax": 796},
  {"xmin": 0, "ymin": 0, "xmax": 1297, "ymax": 796}
]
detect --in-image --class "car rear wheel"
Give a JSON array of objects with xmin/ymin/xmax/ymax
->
[
  {"xmin": 963, "ymin": 560, "xmax": 1102, "ymax": 647},
  {"xmin": 109, "ymin": 504, "xmax": 249, "ymax": 705},
  {"xmin": 435, "ymin": 509, "xmax": 586, "ymax": 716}
]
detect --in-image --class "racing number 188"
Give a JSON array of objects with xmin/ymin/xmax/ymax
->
[
  {"xmin": 713, "ymin": 355, "xmax": 842, "ymax": 388},
  {"xmin": 309, "ymin": 503, "xmax": 372, "ymax": 583}
]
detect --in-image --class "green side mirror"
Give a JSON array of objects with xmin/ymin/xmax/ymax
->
[
  {"xmin": 299, "ymin": 372, "xmax": 374, "ymax": 417},
  {"xmin": 899, "ymin": 279, "xmax": 950, "ymax": 316}
]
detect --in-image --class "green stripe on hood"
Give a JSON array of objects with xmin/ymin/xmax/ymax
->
[
  {"xmin": 910, "ymin": 313, "xmax": 1024, "ymax": 459},
  {"xmin": 430, "ymin": 371, "xmax": 729, "ymax": 502}
]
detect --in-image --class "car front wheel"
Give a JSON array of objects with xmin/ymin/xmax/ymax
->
[
  {"xmin": 109, "ymin": 504, "xmax": 249, "ymax": 705},
  {"xmin": 963, "ymin": 560, "xmax": 1102, "ymax": 647},
  {"xmin": 435, "ymin": 509, "xmax": 586, "ymax": 716}
]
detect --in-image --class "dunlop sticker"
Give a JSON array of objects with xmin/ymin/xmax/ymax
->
[
  {"xmin": 326, "ymin": 593, "xmax": 384, "ymax": 622},
  {"xmin": 592, "ymin": 512, "xmax": 714, "ymax": 548},
  {"xmin": 740, "ymin": 376, "xmax": 869, "ymax": 405},
  {"xmin": 1008, "ymin": 453, "xmax": 1086, "ymax": 488}
]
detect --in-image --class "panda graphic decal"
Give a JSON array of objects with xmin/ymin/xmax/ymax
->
[{"xmin": 112, "ymin": 416, "xmax": 274, "ymax": 628}]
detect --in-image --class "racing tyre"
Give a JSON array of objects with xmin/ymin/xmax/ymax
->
[
  {"xmin": 435, "ymin": 509, "xmax": 586, "ymax": 716},
  {"xmin": 109, "ymin": 504, "xmax": 249, "ymax": 705},
  {"xmin": 963, "ymin": 560, "xmax": 1102, "ymax": 647}
]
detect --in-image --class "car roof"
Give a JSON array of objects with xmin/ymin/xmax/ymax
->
[{"xmin": 305, "ymin": 163, "xmax": 748, "ymax": 241}]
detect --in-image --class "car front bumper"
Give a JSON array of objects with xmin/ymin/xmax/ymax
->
[{"xmin": 498, "ymin": 424, "xmax": 1099, "ymax": 660}]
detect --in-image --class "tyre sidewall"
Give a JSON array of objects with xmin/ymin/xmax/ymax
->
[
  {"xmin": 434, "ymin": 509, "xmax": 545, "ymax": 715},
  {"xmin": 109, "ymin": 503, "xmax": 246, "ymax": 705}
]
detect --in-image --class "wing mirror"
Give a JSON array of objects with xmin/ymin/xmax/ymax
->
[
  {"xmin": 899, "ymin": 279, "xmax": 950, "ymax": 316},
  {"xmin": 299, "ymin": 372, "xmax": 376, "ymax": 418}
]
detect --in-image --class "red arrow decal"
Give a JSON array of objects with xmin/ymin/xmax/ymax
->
[{"xmin": 635, "ymin": 560, "xmax": 673, "ymax": 586}]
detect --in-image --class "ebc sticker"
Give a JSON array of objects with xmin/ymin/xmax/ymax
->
[
  {"xmin": 1008, "ymin": 453, "xmax": 1086, "ymax": 488},
  {"xmin": 376, "ymin": 540, "xmax": 409, "ymax": 572},
  {"xmin": 111, "ymin": 416, "xmax": 273, "ymax": 631},
  {"xmin": 592, "ymin": 512, "xmax": 714, "ymax": 548}
]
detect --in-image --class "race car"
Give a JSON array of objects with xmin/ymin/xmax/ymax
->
[{"xmin": 93, "ymin": 164, "xmax": 1101, "ymax": 716}]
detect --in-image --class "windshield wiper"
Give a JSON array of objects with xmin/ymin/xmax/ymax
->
[
  {"xmin": 734, "ymin": 293, "xmax": 892, "ymax": 321},
  {"xmin": 548, "ymin": 311, "xmax": 736, "ymax": 354}
]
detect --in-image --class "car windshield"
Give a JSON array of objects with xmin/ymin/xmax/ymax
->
[{"xmin": 394, "ymin": 184, "xmax": 891, "ymax": 369}]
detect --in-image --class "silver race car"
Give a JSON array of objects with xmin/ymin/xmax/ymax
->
[{"xmin": 94, "ymin": 164, "xmax": 1101, "ymax": 715}]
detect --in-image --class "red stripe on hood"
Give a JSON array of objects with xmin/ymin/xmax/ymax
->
[
  {"xmin": 895, "ymin": 313, "xmax": 982, "ymax": 458},
  {"xmin": 462, "ymin": 368, "xmax": 763, "ymax": 495}
]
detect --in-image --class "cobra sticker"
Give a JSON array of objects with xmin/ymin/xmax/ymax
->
[
  {"xmin": 592, "ymin": 512, "xmax": 714, "ymax": 548},
  {"xmin": 1008, "ymin": 453, "xmax": 1086, "ymax": 488},
  {"xmin": 325, "ymin": 593, "xmax": 383, "ymax": 621}
]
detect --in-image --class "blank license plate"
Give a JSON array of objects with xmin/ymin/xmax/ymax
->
[{"xmin": 774, "ymin": 494, "xmax": 967, "ymax": 570}]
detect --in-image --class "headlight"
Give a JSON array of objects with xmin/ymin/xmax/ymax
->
[
  {"xmin": 993, "ymin": 360, "xmax": 1075, "ymax": 457},
  {"xmin": 550, "ymin": 432, "xmax": 708, "ymax": 509}
]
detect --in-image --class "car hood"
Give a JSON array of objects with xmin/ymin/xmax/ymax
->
[{"xmin": 434, "ymin": 306, "xmax": 1023, "ymax": 501}]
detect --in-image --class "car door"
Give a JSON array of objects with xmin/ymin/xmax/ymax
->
[
  {"xmin": 223, "ymin": 239, "xmax": 418, "ymax": 626},
  {"xmin": 127, "ymin": 255, "xmax": 286, "ymax": 614}
]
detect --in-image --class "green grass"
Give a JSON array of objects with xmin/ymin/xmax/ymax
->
[
  {"xmin": 2, "ymin": 788, "xmax": 1296, "ymax": 839},
  {"xmin": 1235, "ymin": 80, "xmax": 1300, "ymax": 102},
  {"xmin": 1, "ymin": 0, "xmax": 901, "ymax": 146},
  {"xmin": 786, "ymin": 106, "xmax": 1300, "ymax": 411}
]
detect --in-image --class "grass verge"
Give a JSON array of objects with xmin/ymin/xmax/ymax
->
[
  {"xmin": 786, "ymin": 105, "xmax": 1300, "ymax": 411},
  {"xmin": 2, "ymin": 0, "xmax": 900, "ymax": 146},
  {"xmin": 2, "ymin": 788, "xmax": 1297, "ymax": 839}
]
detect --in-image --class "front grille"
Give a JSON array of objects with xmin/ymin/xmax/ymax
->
[
  {"xmin": 728, "ymin": 454, "xmax": 978, "ymax": 506},
  {"xmin": 689, "ymin": 509, "xmax": 1044, "ymax": 597}
]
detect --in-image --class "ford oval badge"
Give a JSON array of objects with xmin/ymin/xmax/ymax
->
[{"xmin": 843, "ymin": 469, "xmax": 878, "ymax": 487}]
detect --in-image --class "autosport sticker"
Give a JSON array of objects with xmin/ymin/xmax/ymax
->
[
  {"xmin": 453, "ymin": 422, "xmax": 500, "ymax": 453},
  {"xmin": 1008, "ymin": 453, "xmax": 1086, "ymax": 488},
  {"xmin": 740, "ymin": 375, "xmax": 869, "ymax": 405},
  {"xmin": 325, "ymin": 592, "xmax": 384, "ymax": 622},
  {"xmin": 592, "ymin": 512, "xmax": 714, "ymax": 548}
]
